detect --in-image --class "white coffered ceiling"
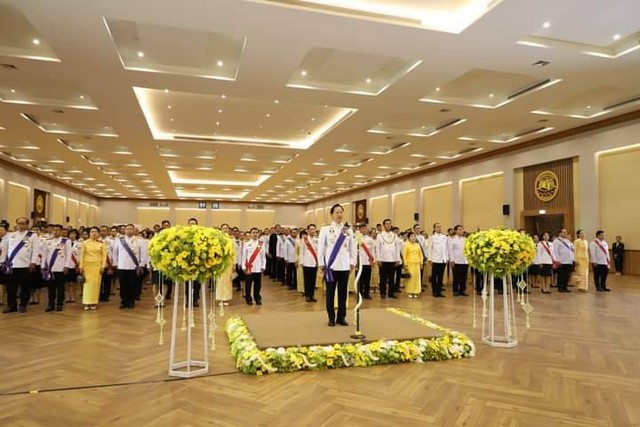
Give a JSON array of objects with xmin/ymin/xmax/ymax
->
[{"xmin": 0, "ymin": 0, "xmax": 639, "ymax": 204}]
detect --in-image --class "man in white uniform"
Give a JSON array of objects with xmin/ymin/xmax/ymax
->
[
  {"xmin": 428, "ymin": 222, "xmax": 448, "ymax": 298},
  {"xmin": 242, "ymin": 227, "xmax": 266, "ymax": 305},
  {"xmin": 0, "ymin": 217, "xmax": 39, "ymax": 313},
  {"xmin": 318, "ymin": 204, "xmax": 356, "ymax": 327}
]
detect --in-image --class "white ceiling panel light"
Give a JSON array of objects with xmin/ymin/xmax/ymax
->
[
  {"xmin": 252, "ymin": 0, "xmax": 502, "ymax": 34},
  {"xmin": 134, "ymin": 87, "xmax": 356, "ymax": 149}
]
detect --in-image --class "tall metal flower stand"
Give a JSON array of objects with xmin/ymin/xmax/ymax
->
[
  {"xmin": 169, "ymin": 280, "xmax": 209, "ymax": 378},
  {"xmin": 481, "ymin": 275, "xmax": 518, "ymax": 348}
]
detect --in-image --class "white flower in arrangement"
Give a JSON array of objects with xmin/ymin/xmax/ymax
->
[
  {"xmin": 323, "ymin": 346, "xmax": 333, "ymax": 352},
  {"xmin": 277, "ymin": 347, "xmax": 286, "ymax": 355}
]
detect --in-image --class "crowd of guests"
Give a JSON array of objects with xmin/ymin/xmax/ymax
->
[{"xmin": 0, "ymin": 210, "xmax": 625, "ymax": 326}]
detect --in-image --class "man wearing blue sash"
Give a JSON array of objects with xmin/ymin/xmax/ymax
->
[
  {"xmin": 318, "ymin": 204, "xmax": 356, "ymax": 327},
  {"xmin": 113, "ymin": 224, "xmax": 143, "ymax": 309},
  {"xmin": 0, "ymin": 217, "xmax": 40, "ymax": 313},
  {"xmin": 41, "ymin": 224, "xmax": 73, "ymax": 312},
  {"xmin": 553, "ymin": 229, "xmax": 575, "ymax": 293}
]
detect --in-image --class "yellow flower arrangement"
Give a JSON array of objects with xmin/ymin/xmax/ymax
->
[
  {"xmin": 464, "ymin": 228, "xmax": 535, "ymax": 277},
  {"xmin": 225, "ymin": 308, "xmax": 475, "ymax": 375},
  {"xmin": 148, "ymin": 225, "xmax": 235, "ymax": 283}
]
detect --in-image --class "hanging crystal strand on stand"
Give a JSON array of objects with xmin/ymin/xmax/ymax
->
[
  {"xmin": 208, "ymin": 277, "xmax": 217, "ymax": 350},
  {"xmin": 472, "ymin": 279, "xmax": 477, "ymax": 328},
  {"xmin": 505, "ymin": 276, "xmax": 512, "ymax": 340},
  {"xmin": 481, "ymin": 273, "xmax": 488, "ymax": 319},
  {"xmin": 155, "ymin": 271, "xmax": 166, "ymax": 345}
]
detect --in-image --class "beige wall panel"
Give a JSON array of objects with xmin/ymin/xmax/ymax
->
[
  {"xmin": 89, "ymin": 205, "xmax": 98, "ymax": 226},
  {"xmin": 314, "ymin": 208, "xmax": 325, "ymax": 226},
  {"xmin": 340, "ymin": 202, "xmax": 352, "ymax": 225},
  {"xmin": 211, "ymin": 209, "xmax": 241, "ymax": 228},
  {"xmin": 7, "ymin": 182, "xmax": 29, "ymax": 225},
  {"xmin": 370, "ymin": 196, "xmax": 389, "ymax": 225},
  {"xmin": 392, "ymin": 190, "xmax": 416, "ymax": 230},
  {"xmin": 51, "ymin": 195, "xmax": 66, "ymax": 224},
  {"xmin": 67, "ymin": 199, "xmax": 79, "ymax": 228},
  {"xmin": 422, "ymin": 184, "xmax": 452, "ymax": 232},
  {"xmin": 600, "ymin": 148, "xmax": 640, "ymax": 250},
  {"xmin": 461, "ymin": 175, "xmax": 504, "ymax": 232},
  {"xmin": 78, "ymin": 202, "xmax": 89, "ymax": 227},
  {"xmin": 175, "ymin": 208, "xmax": 208, "ymax": 226},
  {"xmin": 305, "ymin": 210, "xmax": 313, "ymax": 225},
  {"xmin": 246, "ymin": 210, "xmax": 275, "ymax": 229},
  {"xmin": 136, "ymin": 208, "xmax": 170, "ymax": 229}
]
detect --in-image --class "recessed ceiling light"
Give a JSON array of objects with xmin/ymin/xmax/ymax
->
[
  {"xmin": 365, "ymin": 78, "xmax": 372, "ymax": 83},
  {"xmin": 217, "ymin": 60, "xmax": 224, "ymax": 67},
  {"xmin": 586, "ymin": 105, "xmax": 591, "ymax": 109},
  {"xmin": 543, "ymin": 22, "xmax": 551, "ymax": 28},
  {"xmin": 613, "ymin": 34, "xmax": 621, "ymax": 41},
  {"xmin": 167, "ymin": 105, "xmax": 172, "ymax": 109},
  {"xmin": 218, "ymin": 109, "xmax": 223, "ymax": 113},
  {"xmin": 137, "ymin": 51, "xmax": 144, "ymax": 58},
  {"xmin": 79, "ymin": 95, "xmax": 84, "ymax": 99},
  {"xmin": 10, "ymin": 89, "xmax": 15, "ymax": 93},
  {"xmin": 32, "ymin": 38, "xmax": 40, "ymax": 45},
  {"xmin": 221, "ymin": 94, "xmax": 226, "ymax": 99},
  {"xmin": 266, "ymin": 113, "xmax": 271, "ymax": 118},
  {"xmin": 215, "ymin": 121, "xmax": 220, "ymax": 126},
  {"xmin": 311, "ymin": 117, "xmax": 316, "ymax": 121},
  {"xmin": 300, "ymin": 70, "xmax": 307, "ymax": 76},
  {"xmin": 489, "ymin": 93, "xmax": 494, "ymax": 98},
  {"xmin": 164, "ymin": 88, "xmax": 169, "ymax": 93},
  {"xmin": 435, "ymin": 87, "xmax": 440, "ymax": 91},
  {"xmin": 274, "ymin": 100, "xmax": 279, "ymax": 104},
  {"xmin": 170, "ymin": 118, "xmax": 174, "ymax": 122}
]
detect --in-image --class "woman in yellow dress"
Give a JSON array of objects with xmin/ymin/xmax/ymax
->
[
  {"xmin": 216, "ymin": 223, "xmax": 235, "ymax": 305},
  {"xmin": 573, "ymin": 229, "xmax": 590, "ymax": 292},
  {"xmin": 402, "ymin": 232, "xmax": 424, "ymax": 298},
  {"xmin": 79, "ymin": 226, "xmax": 106, "ymax": 311}
]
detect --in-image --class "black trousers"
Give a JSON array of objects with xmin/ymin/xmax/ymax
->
[
  {"xmin": 594, "ymin": 265, "xmax": 609, "ymax": 290},
  {"xmin": 379, "ymin": 262, "xmax": 396, "ymax": 297},
  {"xmin": 7, "ymin": 268, "xmax": 32, "ymax": 309},
  {"xmin": 135, "ymin": 268, "xmax": 147, "ymax": 299},
  {"xmin": 357, "ymin": 265, "xmax": 371, "ymax": 297},
  {"xmin": 394, "ymin": 264, "xmax": 403, "ymax": 292},
  {"xmin": 474, "ymin": 268, "xmax": 484, "ymax": 293},
  {"xmin": 47, "ymin": 271, "xmax": 66, "ymax": 308},
  {"xmin": 245, "ymin": 273, "xmax": 262, "ymax": 303},
  {"xmin": 325, "ymin": 270, "xmax": 348, "ymax": 322},
  {"xmin": 303, "ymin": 266, "xmax": 318, "ymax": 300},
  {"xmin": 100, "ymin": 272, "xmax": 112, "ymax": 301},
  {"xmin": 614, "ymin": 257, "xmax": 623, "ymax": 274},
  {"xmin": 276, "ymin": 258, "xmax": 285, "ymax": 283},
  {"xmin": 233, "ymin": 265, "xmax": 245, "ymax": 289},
  {"xmin": 184, "ymin": 280, "xmax": 201, "ymax": 303},
  {"xmin": 452, "ymin": 264, "xmax": 469, "ymax": 294},
  {"xmin": 119, "ymin": 269, "xmax": 137, "ymax": 307},
  {"xmin": 266, "ymin": 256, "xmax": 273, "ymax": 277},
  {"xmin": 285, "ymin": 262, "xmax": 297, "ymax": 289},
  {"xmin": 557, "ymin": 264, "xmax": 572, "ymax": 291},
  {"xmin": 431, "ymin": 262, "xmax": 446, "ymax": 296}
]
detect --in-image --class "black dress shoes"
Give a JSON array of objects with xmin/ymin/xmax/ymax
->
[
  {"xmin": 336, "ymin": 319, "xmax": 349, "ymax": 326},
  {"xmin": 246, "ymin": 300, "xmax": 254, "ymax": 305},
  {"xmin": 256, "ymin": 300, "xmax": 263, "ymax": 305},
  {"xmin": 327, "ymin": 320, "xmax": 336, "ymax": 327},
  {"xmin": 45, "ymin": 306, "xmax": 55, "ymax": 312},
  {"xmin": 603, "ymin": 288, "xmax": 611, "ymax": 292},
  {"xmin": 18, "ymin": 306, "xmax": 27, "ymax": 313},
  {"xmin": 55, "ymin": 306, "xmax": 63, "ymax": 312},
  {"xmin": 364, "ymin": 295, "xmax": 372, "ymax": 300}
]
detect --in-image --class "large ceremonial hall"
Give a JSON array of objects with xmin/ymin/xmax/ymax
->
[{"xmin": 1, "ymin": 0, "xmax": 639, "ymax": 426}]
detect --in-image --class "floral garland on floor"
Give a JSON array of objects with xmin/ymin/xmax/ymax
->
[{"xmin": 225, "ymin": 308, "xmax": 475, "ymax": 375}]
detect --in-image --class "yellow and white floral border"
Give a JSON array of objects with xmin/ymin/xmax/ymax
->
[{"xmin": 225, "ymin": 308, "xmax": 475, "ymax": 375}]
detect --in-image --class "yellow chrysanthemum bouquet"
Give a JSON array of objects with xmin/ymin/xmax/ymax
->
[
  {"xmin": 464, "ymin": 228, "xmax": 535, "ymax": 277},
  {"xmin": 149, "ymin": 225, "xmax": 235, "ymax": 283}
]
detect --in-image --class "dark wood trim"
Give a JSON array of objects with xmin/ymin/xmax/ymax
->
[{"xmin": 312, "ymin": 109, "xmax": 640, "ymax": 204}]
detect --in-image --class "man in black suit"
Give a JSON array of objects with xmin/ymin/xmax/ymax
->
[
  {"xmin": 268, "ymin": 224, "xmax": 281, "ymax": 279},
  {"xmin": 612, "ymin": 235, "xmax": 625, "ymax": 275}
]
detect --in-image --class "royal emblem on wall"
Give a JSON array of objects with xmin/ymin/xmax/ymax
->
[
  {"xmin": 33, "ymin": 189, "xmax": 47, "ymax": 219},
  {"xmin": 534, "ymin": 171, "xmax": 559, "ymax": 202}
]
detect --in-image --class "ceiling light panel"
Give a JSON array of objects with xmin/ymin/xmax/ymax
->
[
  {"xmin": 368, "ymin": 116, "xmax": 466, "ymax": 137},
  {"xmin": 287, "ymin": 47, "xmax": 421, "ymax": 96},
  {"xmin": 0, "ymin": 79, "xmax": 97, "ymax": 110},
  {"xmin": 21, "ymin": 113, "xmax": 118, "ymax": 137},
  {"xmin": 105, "ymin": 18, "xmax": 246, "ymax": 80},
  {"xmin": 251, "ymin": 0, "xmax": 502, "ymax": 34},
  {"xmin": 134, "ymin": 87, "xmax": 355, "ymax": 149},
  {"xmin": 420, "ymin": 68, "xmax": 561, "ymax": 109},
  {"xmin": 0, "ymin": 4, "xmax": 60, "ymax": 62}
]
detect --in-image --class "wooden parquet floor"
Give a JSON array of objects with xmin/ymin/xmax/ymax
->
[{"xmin": 1, "ymin": 275, "xmax": 639, "ymax": 426}]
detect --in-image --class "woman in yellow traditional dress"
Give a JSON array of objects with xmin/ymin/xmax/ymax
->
[
  {"xmin": 402, "ymin": 232, "xmax": 424, "ymax": 298},
  {"xmin": 216, "ymin": 223, "xmax": 235, "ymax": 305},
  {"xmin": 573, "ymin": 229, "xmax": 590, "ymax": 292},
  {"xmin": 79, "ymin": 226, "xmax": 106, "ymax": 311}
]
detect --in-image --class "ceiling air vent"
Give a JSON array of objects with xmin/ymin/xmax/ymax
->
[
  {"xmin": 436, "ymin": 118, "xmax": 464, "ymax": 131},
  {"xmin": 604, "ymin": 94, "xmax": 640, "ymax": 111},
  {"xmin": 507, "ymin": 78, "xmax": 552, "ymax": 100},
  {"xmin": 458, "ymin": 147, "xmax": 483, "ymax": 155},
  {"xmin": 0, "ymin": 63, "xmax": 17, "ymax": 70},
  {"xmin": 515, "ymin": 127, "xmax": 547, "ymax": 138}
]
